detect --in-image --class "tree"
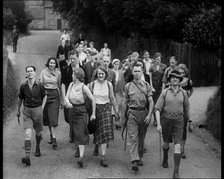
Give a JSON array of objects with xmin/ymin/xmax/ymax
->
[
  {"xmin": 183, "ymin": 5, "xmax": 221, "ymax": 48},
  {"xmin": 3, "ymin": 0, "xmax": 33, "ymax": 33},
  {"xmin": 51, "ymin": 0, "xmax": 221, "ymax": 47}
]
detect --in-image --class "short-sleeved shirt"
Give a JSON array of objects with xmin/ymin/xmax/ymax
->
[
  {"xmin": 155, "ymin": 87, "xmax": 189, "ymax": 119},
  {"xmin": 18, "ymin": 80, "xmax": 46, "ymax": 108},
  {"xmin": 162, "ymin": 66, "xmax": 179, "ymax": 84},
  {"xmin": 124, "ymin": 80, "xmax": 152, "ymax": 109},
  {"xmin": 39, "ymin": 68, "xmax": 61, "ymax": 90},
  {"xmin": 149, "ymin": 63, "xmax": 167, "ymax": 90}
]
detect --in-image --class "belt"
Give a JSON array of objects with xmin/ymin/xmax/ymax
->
[
  {"xmin": 25, "ymin": 105, "xmax": 41, "ymax": 108},
  {"xmin": 72, "ymin": 103, "xmax": 85, "ymax": 107},
  {"xmin": 129, "ymin": 106, "xmax": 145, "ymax": 111}
]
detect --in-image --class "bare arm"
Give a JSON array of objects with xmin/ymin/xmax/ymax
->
[
  {"xmin": 17, "ymin": 98, "xmax": 23, "ymax": 117},
  {"xmin": 145, "ymin": 96, "xmax": 154, "ymax": 122},
  {"xmin": 155, "ymin": 110, "xmax": 162, "ymax": 133},
  {"xmin": 65, "ymin": 82, "xmax": 73, "ymax": 108},
  {"xmin": 84, "ymin": 86, "xmax": 96, "ymax": 120},
  {"xmin": 42, "ymin": 95, "xmax": 47, "ymax": 110},
  {"xmin": 109, "ymin": 82, "xmax": 118, "ymax": 115},
  {"xmin": 149, "ymin": 72, "xmax": 155, "ymax": 91}
]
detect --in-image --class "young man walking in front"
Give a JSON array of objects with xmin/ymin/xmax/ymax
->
[
  {"xmin": 17, "ymin": 66, "xmax": 47, "ymax": 166},
  {"xmin": 123, "ymin": 63, "xmax": 154, "ymax": 171}
]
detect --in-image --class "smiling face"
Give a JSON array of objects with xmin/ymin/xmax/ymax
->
[
  {"xmin": 26, "ymin": 67, "xmax": 36, "ymax": 79},
  {"xmin": 49, "ymin": 59, "xmax": 56, "ymax": 70},
  {"xmin": 97, "ymin": 68, "xmax": 106, "ymax": 81},
  {"xmin": 170, "ymin": 75, "xmax": 181, "ymax": 86}
]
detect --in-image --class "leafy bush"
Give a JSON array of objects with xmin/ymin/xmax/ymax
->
[
  {"xmin": 183, "ymin": 5, "xmax": 221, "ymax": 48},
  {"xmin": 3, "ymin": 0, "xmax": 33, "ymax": 34},
  {"xmin": 51, "ymin": 0, "xmax": 221, "ymax": 46},
  {"xmin": 3, "ymin": 57, "xmax": 19, "ymax": 122},
  {"xmin": 205, "ymin": 86, "xmax": 221, "ymax": 141},
  {"xmin": 3, "ymin": 7, "xmax": 15, "ymax": 30}
]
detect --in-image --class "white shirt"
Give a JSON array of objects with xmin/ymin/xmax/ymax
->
[
  {"xmin": 101, "ymin": 48, "xmax": 111, "ymax": 57},
  {"xmin": 78, "ymin": 52, "xmax": 87, "ymax": 66},
  {"xmin": 93, "ymin": 81, "xmax": 110, "ymax": 104},
  {"xmin": 60, "ymin": 34, "xmax": 70, "ymax": 41},
  {"xmin": 143, "ymin": 58, "xmax": 153, "ymax": 75}
]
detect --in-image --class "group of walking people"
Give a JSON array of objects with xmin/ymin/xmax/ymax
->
[{"xmin": 17, "ymin": 30, "xmax": 193, "ymax": 179}]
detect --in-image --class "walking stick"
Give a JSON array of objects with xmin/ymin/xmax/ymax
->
[
  {"xmin": 159, "ymin": 132, "xmax": 162, "ymax": 165},
  {"xmin": 124, "ymin": 127, "xmax": 128, "ymax": 151}
]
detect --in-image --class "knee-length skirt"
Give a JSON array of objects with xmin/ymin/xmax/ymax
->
[
  {"xmin": 69, "ymin": 104, "xmax": 89, "ymax": 145},
  {"xmin": 94, "ymin": 103, "xmax": 114, "ymax": 145},
  {"xmin": 43, "ymin": 89, "xmax": 60, "ymax": 127}
]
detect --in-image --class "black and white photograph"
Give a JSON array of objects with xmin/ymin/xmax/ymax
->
[{"xmin": 3, "ymin": 0, "xmax": 221, "ymax": 178}]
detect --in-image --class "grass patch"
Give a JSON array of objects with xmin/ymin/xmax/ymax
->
[{"xmin": 205, "ymin": 86, "xmax": 221, "ymax": 141}]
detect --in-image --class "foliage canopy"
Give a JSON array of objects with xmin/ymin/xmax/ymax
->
[{"xmin": 52, "ymin": 0, "xmax": 221, "ymax": 47}]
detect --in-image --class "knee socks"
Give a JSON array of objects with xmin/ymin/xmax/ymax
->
[{"xmin": 24, "ymin": 140, "xmax": 31, "ymax": 158}]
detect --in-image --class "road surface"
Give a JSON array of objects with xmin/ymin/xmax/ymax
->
[{"xmin": 3, "ymin": 30, "xmax": 221, "ymax": 179}]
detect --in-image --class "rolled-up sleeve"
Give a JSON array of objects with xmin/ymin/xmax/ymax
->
[
  {"xmin": 146, "ymin": 83, "xmax": 153, "ymax": 98},
  {"xmin": 124, "ymin": 83, "xmax": 130, "ymax": 100},
  {"xmin": 154, "ymin": 90, "xmax": 166, "ymax": 112}
]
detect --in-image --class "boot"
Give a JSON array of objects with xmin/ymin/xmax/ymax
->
[
  {"xmin": 100, "ymin": 156, "xmax": 108, "ymax": 167},
  {"xmin": 77, "ymin": 157, "xmax": 83, "ymax": 168},
  {"xmin": 52, "ymin": 138, "xmax": 57, "ymax": 149},
  {"xmin": 131, "ymin": 160, "xmax": 139, "ymax": 171},
  {"xmin": 162, "ymin": 147, "xmax": 169, "ymax": 168},
  {"xmin": 35, "ymin": 146, "xmax": 41, "ymax": 157},
  {"xmin": 21, "ymin": 157, "xmax": 31, "ymax": 166},
  {"xmin": 75, "ymin": 147, "xmax": 80, "ymax": 158},
  {"xmin": 173, "ymin": 153, "xmax": 181, "ymax": 179},
  {"xmin": 22, "ymin": 140, "xmax": 31, "ymax": 166},
  {"xmin": 138, "ymin": 158, "xmax": 143, "ymax": 166},
  {"xmin": 48, "ymin": 134, "xmax": 53, "ymax": 144},
  {"xmin": 93, "ymin": 144, "xmax": 99, "ymax": 156},
  {"xmin": 35, "ymin": 135, "xmax": 42, "ymax": 157}
]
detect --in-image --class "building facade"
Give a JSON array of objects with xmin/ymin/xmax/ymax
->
[{"xmin": 24, "ymin": 0, "xmax": 69, "ymax": 30}]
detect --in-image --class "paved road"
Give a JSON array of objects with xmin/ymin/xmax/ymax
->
[{"xmin": 3, "ymin": 31, "xmax": 221, "ymax": 179}]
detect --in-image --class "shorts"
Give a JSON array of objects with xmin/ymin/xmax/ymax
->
[
  {"xmin": 161, "ymin": 115, "xmax": 184, "ymax": 144},
  {"xmin": 23, "ymin": 106, "xmax": 43, "ymax": 133}
]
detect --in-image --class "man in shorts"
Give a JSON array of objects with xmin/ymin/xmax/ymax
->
[
  {"xmin": 155, "ymin": 70, "xmax": 190, "ymax": 179},
  {"xmin": 17, "ymin": 66, "xmax": 47, "ymax": 166}
]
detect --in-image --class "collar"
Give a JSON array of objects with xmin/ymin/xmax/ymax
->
[
  {"xmin": 168, "ymin": 85, "xmax": 182, "ymax": 93},
  {"xmin": 133, "ymin": 79, "xmax": 144, "ymax": 86},
  {"xmin": 24, "ymin": 79, "xmax": 38, "ymax": 86}
]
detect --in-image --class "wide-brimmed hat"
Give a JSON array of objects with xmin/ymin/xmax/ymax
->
[{"xmin": 168, "ymin": 70, "xmax": 183, "ymax": 82}]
